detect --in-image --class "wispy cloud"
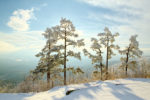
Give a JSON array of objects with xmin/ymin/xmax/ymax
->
[
  {"xmin": 0, "ymin": 31, "xmax": 45, "ymax": 53},
  {"xmin": 0, "ymin": 41, "xmax": 20, "ymax": 53},
  {"xmin": 79, "ymin": 0, "xmax": 149, "ymax": 14},
  {"xmin": 41, "ymin": 3, "xmax": 48, "ymax": 7},
  {"xmin": 7, "ymin": 8, "xmax": 35, "ymax": 31},
  {"xmin": 79, "ymin": 0, "xmax": 150, "ymax": 49},
  {"xmin": 16, "ymin": 58, "xmax": 23, "ymax": 62}
]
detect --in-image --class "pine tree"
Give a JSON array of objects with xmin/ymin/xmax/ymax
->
[
  {"xmin": 34, "ymin": 27, "xmax": 63, "ymax": 88},
  {"xmin": 83, "ymin": 37, "xmax": 103, "ymax": 80},
  {"xmin": 57, "ymin": 18, "xmax": 84, "ymax": 85},
  {"xmin": 98, "ymin": 27, "xmax": 119, "ymax": 79},
  {"xmin": 119, "ymin": 35, "xmax": 142, "ymax": 76}
]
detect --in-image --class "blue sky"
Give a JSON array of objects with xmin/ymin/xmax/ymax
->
[{"xmin": 0, "ymin": 0, "xmax": 150, "ymax": 80}]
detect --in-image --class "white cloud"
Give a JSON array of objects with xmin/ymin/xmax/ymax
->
[
  {"xmin": 0, "ymin": 29, "xmax": 87, "ymax": 54},
  {"xmin": 141, "ymin": 48, "xmax": 150, "ymax": 51},
  {"xmin": 0, "ymin": 41, "xmax": 20, "ymax": 53},
  {"xmin": 141, "ymin": 48, "xmax": 150, "ymax": 55},
  {"xmin": 16, "ymin": 59, "xmax": 23, "ymax": 62},
  {"xmin": 41, "ymin": 3, "xmax": 48, "ymax": 7},
  {"xmin": 7, "ymin": 8, "xmax": 34, "ymax": 31},
  {"xmin": 79, "ymin": 0, "xmax": 150, "ymax": 50},
  {"xmin": 79, "ymin": 0, "xmax": 149, "ymax": 13},
  {"xmin": 0, "ymin": 31, "xmax": 45, "ymax": 53}
]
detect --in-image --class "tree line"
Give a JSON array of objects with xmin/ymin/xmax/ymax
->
[{"xmin": 31, "ymin": 18, "xmax": 142, "ymax": 88}]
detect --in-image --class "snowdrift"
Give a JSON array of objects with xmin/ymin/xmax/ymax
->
[{"xmin": 0, "ymin": 78, "xmax": 150, "ymax": 100}]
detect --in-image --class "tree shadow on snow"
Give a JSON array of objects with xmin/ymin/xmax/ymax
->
[
  {"xmin": 124, "ymin": 78, "xmax": 150, "ymax": 83},
  {"xmin": 51, "ymin": 81, "xmax": 103, "ymax": 100},
  {"xmin": 105, "ymin": 81, "xmax": 145, "ymax": 100},
  {"xmin": 0, "ymin": 93, "xmax": 33, "ymax": 100},
  {"xmin": 51, "ymin": 80, "xmax": 145, "ymax": 100}
]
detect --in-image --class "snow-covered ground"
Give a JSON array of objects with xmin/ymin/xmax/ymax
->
[{"xmin": 0, "ymin": 78, "xmax": 150, "ymax": 100}]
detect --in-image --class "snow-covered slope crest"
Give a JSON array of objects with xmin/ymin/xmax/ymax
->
[{"xmin": 0, "ymin": 78, "xmax": 150, "ymax": 100}]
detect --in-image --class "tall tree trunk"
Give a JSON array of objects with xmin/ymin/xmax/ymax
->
[
  {"xmin": 47, "ymin": 71, "xmax": 50, "ymax": 88},
  {"xmin": 99, "ymin": 50, "xmax": 103, "ymax": 80},
  {"xmin": 125, "ymin": 47, "xmax": 130, "ymax": 76},
  {"xmin": 106, "ymin": 39, "xmax": 109, "ymax": 80},
  {"xmin": 100, "ymin": 62, "xmax": 103, "ymax": 80},
  {"xmin": 47, "ymin": 39, "xmax": 51, "ymax": 88},
  {"xmin": 52, "ymin": 80, "xmax": 54, "ymax": 88},
  {"xmin": 64, "ymin": 29, "xmax": 67, "ymax": 85}
]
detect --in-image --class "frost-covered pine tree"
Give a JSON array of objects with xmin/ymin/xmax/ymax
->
[
  {"xmin": 57, "ymin": 18, "xmax": 84, "ymax": 85},
  {"xmin": 83, "ymin": 37, "xmax": 103, "ymax": 80},
  {"xmin": 119, "ymin": 35, "xmax": 142, "ymax": 76},
  {"xmin": 98, "ymin": 27, "xmax": 119, "ymax": 79},
  {"xmin": 34, "ymin": 27, "xmax": 63, "ymax": 87}
]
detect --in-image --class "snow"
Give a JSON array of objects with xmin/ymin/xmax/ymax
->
[{"xmin": 0, "ymin": 78, "xmax": 150, "ymax": 100}]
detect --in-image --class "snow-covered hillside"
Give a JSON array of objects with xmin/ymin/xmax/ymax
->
[{"xmin": 0, "ymin": 78, "xmax": 150, "ymax": 100}]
